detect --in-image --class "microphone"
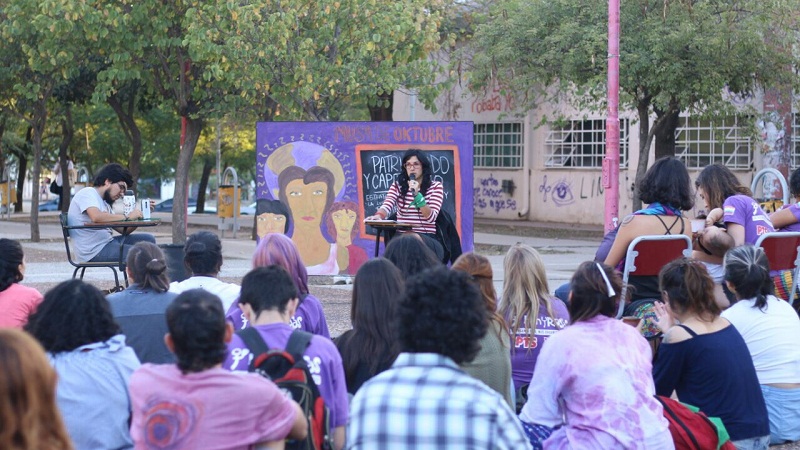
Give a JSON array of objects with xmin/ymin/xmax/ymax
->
[{"xmin": 409, "ymin": 173, "xmax": 417, "ymax": 194}]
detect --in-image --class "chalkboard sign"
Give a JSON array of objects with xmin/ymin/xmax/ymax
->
[{"xmin": 356, "ymin": 145, "xmax": 461, "ymax": 237}]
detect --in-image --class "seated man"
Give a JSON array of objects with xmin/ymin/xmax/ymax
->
[
  {"xmin": 129, "ymin": 289, "xmax": 307, "ymax": 449},
  {"xmin": 67, "ymin": 163, "xmax": 155, "ymax": 262},
  {"xmin": 224, "ymin": 266, "xmax": 349, "ymax": 450},
  {"xmin": 347, "ymin": 267, "xmax": 530, "ymax": 449}
]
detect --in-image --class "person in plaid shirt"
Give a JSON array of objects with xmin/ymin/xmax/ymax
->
[{"xmin": 346, "ymin": 267, "xmax": 531, "ymax": 450}]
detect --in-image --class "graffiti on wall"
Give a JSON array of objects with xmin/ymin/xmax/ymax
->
[
  {"xmin": 474, "ymin": 174, "xmax": 517, "ymax": 215},
  {"xmin": 537, "ymin": 175, "xmax": 605, "ymax": 207},
  {"xmin": 470, "ymin": 83, "xmax": 516, "ymax": 114}
]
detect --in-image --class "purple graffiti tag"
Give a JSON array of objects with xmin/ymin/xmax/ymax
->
[
  {"xmin": 538, "ymin": 175, "xmax": 552, "ymax": 202},
  {"xmin": 551, "ymin": 179, "xmax": 575, "ymax": 206}
]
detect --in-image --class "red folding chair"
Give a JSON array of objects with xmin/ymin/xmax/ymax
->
[
  {"xmin": 617, "ymin": 234, "xmax": 693, "ymax": 318},
  {"xmin": 754, "ymin": 232, "xmax": 800, "ymax": 305}
]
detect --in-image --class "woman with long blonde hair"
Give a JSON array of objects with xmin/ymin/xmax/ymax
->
[
  {"xmin": 0, "ymin": 328, "xmax": 73, "ymax": 450},
  {"xmin": 452, "ymin": 252, "xmax": 513, "ymax": 408},
  {"xmin": 499, "ymin": 244, "xmax": 569, "ymax": 394}
]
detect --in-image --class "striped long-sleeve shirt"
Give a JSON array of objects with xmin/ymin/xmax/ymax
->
[{"xmin": 378, "ymin": 181, "xmax": 443, "ymax": 234}]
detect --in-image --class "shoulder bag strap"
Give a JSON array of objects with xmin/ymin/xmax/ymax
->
[
  {"xmin": 237, "ymin": 327, "xmax": 270, "ymax": 371},
  {"xmin": 285, "ymin": 329, "xmax": 313, "ymax": 363}
]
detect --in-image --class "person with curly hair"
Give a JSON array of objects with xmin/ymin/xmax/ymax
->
[
  {"xmin": 520, "ymin": 262, "xmax": 672, "ymax": 448},
  {"xmin": 0, "ymin": 238, "xmax": 42, "ymax": 328},
  {"xmin": 0, "ymin": 328, "xmax": 73, "ymax": 450},
  {"xmin": 227, "ymin": 233, "xmax": 330, "ymax": 338},
  {"xmin": 452, "ymin": 252, "xmax": 514, "ymax": 408},
  {"xmin": 25, "ymin": 279, "xmax": 140, "ymax": 450},
  {"xmin": 169, "ymin": 231, "xmax": 241, "ymax": 313},
  {"xmin": 348, "ymin": 267, "xmax": 530, "ymax": 449},
  {"xmin": 129, "ymin": 289, "xmax": 307, "ymax": 449},
  {"xmin": 108, "ymin": 242, "xmax": 177, "ymax": 364},
  {"xmin": 335, "ymin": 258, "xmax": 404, "ymax": 394}
]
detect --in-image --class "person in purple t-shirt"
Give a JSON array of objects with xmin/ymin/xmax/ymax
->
[
  {"xmin": 224, "ymin": 265, "xmax": 348, "ymax": 450},
  {"xmin": 770, "ymin": 168, "xmax": 800, "ymax": 233},
  {"xmin": 227, "ymin": 233, "xmax": 330, "ymax": 338},
  {"xmin": 499, "ymin": 244, "xmax": 569, "ymax": 392},
  {"xmin": 697, "ymin": 164, "xmax": 774, "ymax": 246}
]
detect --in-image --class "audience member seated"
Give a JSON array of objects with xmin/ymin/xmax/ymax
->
[
  {"xmin": 384, "ymin": 233, "xmax": 442, "ymax": 279},
  {"xmin": 721, "ymin": 246, "xmax": 800, "ymax": 445},
  {"xmin": 520, "ymin": 262, "xmax": 672, "ymax": 448},
  {"xmin": 0, "ymin": 238, "xmax": 42, "ymax": 328},
  {"xmin": 169, "ymin": 231, "xmax": 240, "ymax": 312},
  {"xmin": 769, "ymin": 167, "xmax": 800, "ymax": 232},
  {"xmin": 653, "ymin": 257, "xmax": 770, "ymax": 448},
  {"xmin": 697, "ymin": 164, "xmax": 774, "ymax": 246},
  {"xmin": 499, "ymin": 244, "xmax": 568, "ymax": 402},
  {"xmin": 25, "ymin": 279, "xmax": 140, "ymax": 450},
  {"xmin": 227, "ymin": 233, "xmax": 330, "ymax": 338},
  {"xmin": 452, "ymin": 252, "xmax": 514, "ymax": 408},
  {"xmin": 107, "ymin": 242, "xmax": 177, "ymax": 364},
  {"xmin": 0, "ymin": 328, "xmax": 72, "ymax": 450},
  {"xmin": 129, "ymin": 289, "xmax": 307, "ymax": 449},
  {"xmin": 224, "ymin": 266, "xmax": 348, "ymax": 450},
  {"xmin": 67, "ymin": 163, "xmax": 156, "ymax": 263},
  {"xmin": 347, "ymin": 267, "xmax": 530, "ymax": 449},
  {"xmin": 335, "ymin": 258, "xmax": 403, "ymax": 395}
]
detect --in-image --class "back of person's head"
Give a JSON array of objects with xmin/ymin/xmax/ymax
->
[
  {"xmin": 399, "ymin": 267, "xmax": 487, "ymax": 364},
  {"xmin": 184, "ymin": 231, "xmax": 223, "ymax": 276},
  {"xmin": 166, "ymin": 289, "xmax": 228, "ymax": 374},
  {"xmin": 701, "ymin": 227, "xmax": 735, "ymax": 257},
  {"xmin": 569, "ymin": 261, "xmax": 621, "ymax": 322},
  {"xmin": 695, "ymin": 164, "xmax": 752, "ymax": 210},
  {"xmin": 638, "ymin": 156, "xmax": 694, "ymax": 211},
  {"xmin": 384, "ymin": 233, "xmax": 442, "ymax": 278},
  {"xmin": 0, "ymin": 238, "xmax": 25, "ymax": 293},
  {"xmin": 500, "ymin": 244, "xmax": 556, "ymax": 337},
  {"xmin": 343, "ymin": 258, "xmax": 404, "ymax": 374},
  {"xmin": 126, "ymin": 242, "xmax": 170, "ymax": 292},
  {"xmin": 724, "ymin": 245, "xmax": 773, "ymax": 309},
  {"xmin": 92, "ymin": 163, "xmax": 134, "ymax": 188},
  {"xmin": 452, "ymin": 252, "xmax": 508, "ymax": 336},
  {"xmin": 0, "ymin": 329, "xmax": 73, "ymax": 450},
  {"xmin": 25, "ymin": 279, "xmax": 120, "ymax": 354},
  {"xmin": 252, "ymin": 233, "xmax": 309, "ymax": 294},
  {"xmin": 659, "ymin": 257, "xmax": 720, "ymax": 319},
  {"xmin": 240, "ymin": 265, "xmax": 299, "ymax": 316},
  {"xmin": 791, "ymin": 167, "xmax": 800, "ymax": 198}
]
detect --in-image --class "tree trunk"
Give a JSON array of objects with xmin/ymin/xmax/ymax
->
[
  {"xmin": 171, "ymin": 116, "xmax": 203, "ymax": 244},
  {"xmin": 15, "ymin": 127, "xmax": 32, "ymax": 214},
  {"xmin": 195, "ymin": 158, "xmax": 213, "ymax": 213},
  {"xmin": 29, "ymin": 101, "xmax": 47, "ymax": 242},
  {"xmin": 653, "ymin": 108, "xmax": 680, "ymax": 160},
  {"xmin": 368, "ymin": 91, "xmax": 394, "ymax": 121},
  {"xmin": 107, "ymin": 92, "xmax": 143, "ymax": 182},
  {"xmin": 58, "ymin": 107, "xmax": 74, "ymax": 213},
  {"xmin": 632, "ymin": 99, "xmax": 652, "ymax": 212}
]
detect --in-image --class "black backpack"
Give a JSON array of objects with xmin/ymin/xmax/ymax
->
[{"xmin": 237, "ymin": 328, "xmax": 334, "ymax": 450}]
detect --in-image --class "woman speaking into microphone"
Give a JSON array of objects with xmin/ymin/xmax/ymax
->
[{"xmin": 366, "ymin": 149, "xmax": 445, "ymax": 259}]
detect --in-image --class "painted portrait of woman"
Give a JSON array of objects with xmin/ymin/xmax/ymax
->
[
  {"xmin": 325, "ymin": 201, "xmax": 368, "ymax": 275},
  {"xmin": 255, "ymin": 199, "xmax": 291, "ymax": 240}
]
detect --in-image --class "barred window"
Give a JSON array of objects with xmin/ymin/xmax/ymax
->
[
  {"xmin": 544, "ymin": 119, "xmax": 629, "ymax": 168},
  {"xmin": 792, "ymin": 113, "xmax": 800, "ymax": 170},
  {"xmin": 675, "ymin": 116, "xmax": 752, "ymax": 169},
  {"xmin": 473, "ymin": 122, "xmax": 523, "ymax": 168}
]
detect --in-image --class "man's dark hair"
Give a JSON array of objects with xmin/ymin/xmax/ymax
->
[
  {"xmin": 239, "ymin": 265, "xmax": 299, "ymax": 316},
  {"xmin": 166, "ymin": 289, "xmax": 228, "ymax": 374},
  {"xmin": 92, "ymin": 163, "xmax": 134, "ymax": 188},
  {"xmin": 637, "ymin": 156, "xmax": 694, "ymax": 211},
  {"xmin": 399, "ymin": 267, "xmax": 487, "ymax": 364},
  {"xmin": 184, "ymin": 231, "xmax": 223, "ymax": 276},
  {"xmin": 25, "ymin": 280, "xmax": 121, "ymax": 353}
]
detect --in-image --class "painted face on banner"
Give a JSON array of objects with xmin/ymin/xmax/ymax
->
[
  {"xmin": 286, "ymin": 179, "xmax": 328, "ymax": 227},
  {"xmin": 256, "ymin": 213, "xmax": 287, "ymax": 237}
]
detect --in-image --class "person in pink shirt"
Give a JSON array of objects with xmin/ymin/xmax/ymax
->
[
  {"xmin": 129, "ymin": 289, "xmax": 307, "ymax": 450},
  {"xmin": 0, "ymin": 239, "xmax": 42, "ymax": 328}
]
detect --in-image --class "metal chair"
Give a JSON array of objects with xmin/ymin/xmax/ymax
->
[
  {"xmin": 59, "ymin": 213, "xmax": 127, "ymax": 291},
  {"xmin": 617, "ymin": 234, "xmax": 693, "ymax": 318},
  {"xmin": 754, "ymin": 231, "xmax": 800, "ymax": 305}
]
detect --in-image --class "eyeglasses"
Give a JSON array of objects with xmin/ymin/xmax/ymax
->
[
  {"xmin": 116, "ymin": 182, "xmax": 127, "ymax": 191},
  {"xmin": 595, "ymin": 262, "xmax": 616, "ymax": 297},
  {"xmin": 404, "ymin": 162, "xmax": 421, "ymax": 168}
]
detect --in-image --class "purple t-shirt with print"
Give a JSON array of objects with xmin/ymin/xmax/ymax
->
[
  {"xmin": 777, "ymin": 203, "xmax": 800, "ymax": 233},
  {"xmin": 223, "ymin": 322, "xmax": 349, "ymax": 428},
  {"xmin": 226, "ymin": 293, "xmax": 331, "ymax": 339},
  {"xmin": 722, "ymin": 194, "xmax": 774, "ymax": 244},
  {"xmin": 508, "ymin": 298, "xmax": 570, "ymax": 390}
]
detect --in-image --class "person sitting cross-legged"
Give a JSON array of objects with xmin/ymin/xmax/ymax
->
[
  {"xmin": 347, "ymin": 267, "xmax": 531, "ymax": 450},
  {"xmin": 129, "ymin": 288, "xmax": 308, "ymax": 449},
  {"xmin": 224, "ymin": 265, "xmax": 348, "ymax": 450}
]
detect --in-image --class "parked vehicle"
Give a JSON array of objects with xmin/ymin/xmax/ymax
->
[{"xmin": 38, "ymin": 198, "xmax": 60, "ymax": 211}]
